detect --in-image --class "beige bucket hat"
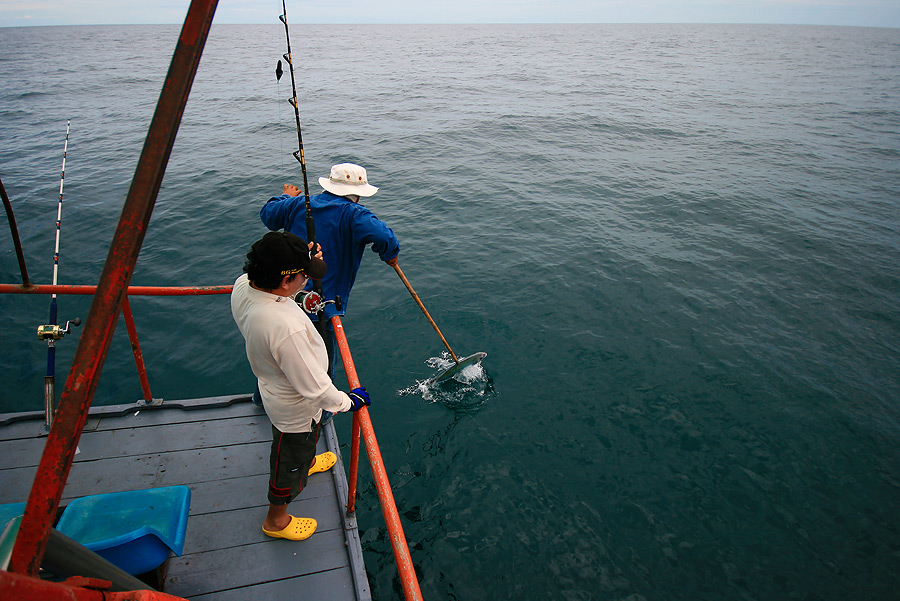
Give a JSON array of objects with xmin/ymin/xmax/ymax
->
[{"xmin": 319, "ymin": 163, "xmax": 379, "ymax": 197}]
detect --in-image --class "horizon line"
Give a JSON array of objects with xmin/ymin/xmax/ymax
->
[{"xmin": 2, "ymin": 21, "xmax": 897, "ymax": 29}]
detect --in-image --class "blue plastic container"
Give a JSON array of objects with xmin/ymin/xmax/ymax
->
[
  {"xmin": 55, "ymin": 486, "xmax": 191, "ymax": 575},
  {"xmin": 0, "ymin": 503, "xmax": 26, "ymax": 571},
  {"xmin": 0, "ymin": 502, "xmax": 27, "ymax": 528}
]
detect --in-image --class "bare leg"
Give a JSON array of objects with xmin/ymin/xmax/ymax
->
[{"xmin": 263, "ymin": 504, "xmax": 291, "ymax": 532}]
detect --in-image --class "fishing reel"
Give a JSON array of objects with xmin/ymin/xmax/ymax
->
[
  {"xmin": 296, "ymin": 291, "xmax": 341, "ymax": 315},
  {"xmin": 37, "ymin": 317, "xmax": 82, "ymax": 342}
]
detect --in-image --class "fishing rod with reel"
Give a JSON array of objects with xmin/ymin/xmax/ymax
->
[
  {"xmin": 36, "ymin": 120, "xmax": 82, "ymax": 429},
  {"xmin": 275, "ymin": 0, "xmax": 341, "ymax": 332}
]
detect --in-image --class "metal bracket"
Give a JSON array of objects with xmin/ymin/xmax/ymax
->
[{"xmin": 136, "ymin": 398, "xmax": 164, "ymax": 407}]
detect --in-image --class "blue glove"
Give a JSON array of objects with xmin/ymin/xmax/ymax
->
[{"xmin": 347, "ymin": 387, "xmax": 371, "ymax": 412}]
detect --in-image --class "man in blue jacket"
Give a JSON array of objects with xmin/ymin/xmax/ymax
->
[{"xmin": 260, "ymin": 163, "xmax": 400, "ymax": 410}]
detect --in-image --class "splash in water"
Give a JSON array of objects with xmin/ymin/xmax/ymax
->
[{"xmin": 399, "ymin": 352, "xmax": 495, "ymax": 413}]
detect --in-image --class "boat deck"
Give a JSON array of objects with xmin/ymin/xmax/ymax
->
[{"xmin": 0, "ymin": 395, "xmax": 369, "ymax": 600}]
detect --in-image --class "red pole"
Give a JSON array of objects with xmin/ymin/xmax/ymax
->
[
  {"xmin": 0, "ymin": 283, "xmax": 232, "ymax": 295},
  {"xmin": 122, "ymin": 296, "xmax": 153, "ymax": 403},
  {"xmin": 348, "ymin": 412, "xmax": 362, "ymax": 512},
  {"xmin": 8, "ymin": 0, "xmax": 219, "ymax": 576},
  {"xmin": 0, "ymin": 569, "xmax": 189, "ymax": 600},
  {"xmin": 332, "ymin": 318, "xmax": 362, "ymax": 513},
  {"xmin": 330, "ymin": 316, "xmax": 424, "ymax": 601}
]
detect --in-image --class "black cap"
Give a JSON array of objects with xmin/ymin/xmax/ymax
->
[{"xmin": 249, "ymin": 231, "xmax": 327, "ymax": 280}]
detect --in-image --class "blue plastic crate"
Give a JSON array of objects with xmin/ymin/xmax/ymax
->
[{"xmin": 55, "ymin": 486, "xmax": 191, "ymax": 575}]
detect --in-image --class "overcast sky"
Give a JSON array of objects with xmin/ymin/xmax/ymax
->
[{"xmin": 1, "ymin": 0, "xmax": 898, "ymax": 29}]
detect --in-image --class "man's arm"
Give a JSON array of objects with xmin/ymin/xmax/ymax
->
[
  {"xmin": 259, "ymin": 184, "xmax": 302, "ymax": 231},
  {"xmin": 353, "ymin": 209, "xmax": 400, "ymax": 262}
]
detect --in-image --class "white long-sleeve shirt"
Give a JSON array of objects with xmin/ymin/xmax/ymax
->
[{"xmin": 231, "ymin": 274, "xmax": 351, "ymax": 432}]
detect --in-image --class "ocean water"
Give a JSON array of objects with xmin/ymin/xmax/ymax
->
[{"xmin": 2, "ymin": 22, "xmax": 900, "ymax": 601}]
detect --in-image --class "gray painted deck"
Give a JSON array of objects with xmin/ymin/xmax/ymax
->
[{"xmin": 0, "ymin": 396, "xmax": 370, "ymax": 600}]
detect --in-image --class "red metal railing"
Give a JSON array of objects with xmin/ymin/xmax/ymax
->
[
  {"xmin": 333, "ymin": 316, "xmax": 424, "ymax": 601},
  {"xmin": 0, "ymin": 284, "xmax": 232, "ymax": 296},
  {"xmin": 0, "ymin": 284, "xmax": 233, "ymax": 405}
]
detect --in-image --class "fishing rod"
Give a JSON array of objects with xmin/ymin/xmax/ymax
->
[
  {"xmin": 276, "ymin": 0, "xmax": 330, "ymax": 337},
  {"xmin": 38, "ymin": 120, "xmax": 81, "ymax": 429}
]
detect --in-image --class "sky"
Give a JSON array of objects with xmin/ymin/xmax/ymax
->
[{"xmin": 0, "ymin": 0, "xmax": 898, "ymax": 29}]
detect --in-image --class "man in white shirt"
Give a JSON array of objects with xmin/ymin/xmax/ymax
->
[{"xmin": 231, "ymin": 231, "xmax": 371, "ymax": 541}]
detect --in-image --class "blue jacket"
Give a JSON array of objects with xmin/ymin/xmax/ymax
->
[{"xmin": 260, "ymin": 191, "xmax": 400, "ymax": 318}]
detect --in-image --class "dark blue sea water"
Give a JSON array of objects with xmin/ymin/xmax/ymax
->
[{"xmin": 2, "ymin": 22, "xmax": 900, "ymax": 601}]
